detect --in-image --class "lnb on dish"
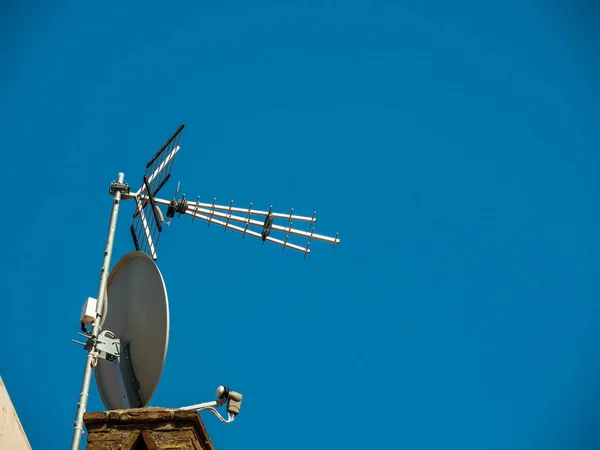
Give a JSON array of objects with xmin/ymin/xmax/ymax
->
[
  {"xmin": 216, "ymin": 385, "xmax": 243, "ymax": 416},
  {"xmin": 179, "ymin": 385, "xmax": 243, "ymax": 422}
]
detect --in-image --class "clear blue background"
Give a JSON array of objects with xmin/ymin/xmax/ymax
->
[{"xmin": 1, "ymin": 1, "xmax": 599, "ymax": 449}]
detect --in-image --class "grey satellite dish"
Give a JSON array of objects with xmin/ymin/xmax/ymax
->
[{"xmin": 94, "ymin": 251, "xmax": 169, "ymax": 411}]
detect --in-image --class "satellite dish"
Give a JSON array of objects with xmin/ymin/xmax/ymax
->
[{"xmin": 94, "ymin": 251, "xmax": 169, "ymax": 410}]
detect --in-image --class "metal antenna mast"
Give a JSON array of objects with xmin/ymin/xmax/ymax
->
[
  {"xmin": 70, "ymin": 124, "xmax": 340, "ymax": 449},
  {"xmin": 70, "ymin": 173, "xmax": 129, "ymax": 450}
]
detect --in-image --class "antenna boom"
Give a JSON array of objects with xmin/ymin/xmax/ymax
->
[
  {"xmin": 139, "ymin": 197, "xmax": 317, "ymax": 223},
  {"xmin": 143, "ymin": 195, "xmax": 340, "ymax": 246}
]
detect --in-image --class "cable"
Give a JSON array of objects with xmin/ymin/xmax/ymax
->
[
  {"xmin": 202, "ymin": 407, "xmax": 235, "ymax": 423},
  {"xmin": 100, "ymin": 284, "xmax": 108, "ymax": 329},
  {"xmin": 100, "ymin": 330, "xmax": 116, "ymax": 339}
]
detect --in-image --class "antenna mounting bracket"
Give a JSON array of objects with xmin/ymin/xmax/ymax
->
[
  {"xmin": 94, "ymin": 334, "xmax": 121, "ymax": 362},
  {"xmin": 109, "ymin": 182, "xmax": 131, "ymax": 196}
]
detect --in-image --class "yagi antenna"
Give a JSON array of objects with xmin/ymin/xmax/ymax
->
[
  {"xmin": 125, "ymin": 124, "xmax": 339, "ymax": 260},
  {"xmin": 135, "ymin": 195, "xmax": 340, "ymax": 257},
  {"xmin": 70, "ymin": 123, "xmax": 340, "ymax": 450}
]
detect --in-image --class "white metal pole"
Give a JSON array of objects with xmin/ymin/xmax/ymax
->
[
  {"xmin": 179, "ymin": 399, "xmax": 224, "ymax": 411},
  {"xmin": 70, "ymin": 173, "xmax": 125, "ymax": 450}
]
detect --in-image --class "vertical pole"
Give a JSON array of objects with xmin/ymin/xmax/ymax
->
[{"xmin": 70, "ymin": 173, "xmax": 125, "ymax": 450}]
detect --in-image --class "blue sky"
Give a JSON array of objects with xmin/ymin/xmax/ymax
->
[{"xmin": 1, "ymin": 1, "xmax": 600, "ymax": 449}]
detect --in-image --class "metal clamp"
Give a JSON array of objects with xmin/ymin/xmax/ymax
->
[{"xmin": 109, "ymin": 182, "xmax": 131, "ymax": 196}]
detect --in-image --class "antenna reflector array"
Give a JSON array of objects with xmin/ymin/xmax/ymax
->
[{"xmin": 130, "ymin": 124, "xmax": 185, "ymax": 260}]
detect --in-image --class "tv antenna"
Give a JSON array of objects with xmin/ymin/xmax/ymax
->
[{"xmin": 70, "ymin": 124, "xmax": 340, "ymax": 450}]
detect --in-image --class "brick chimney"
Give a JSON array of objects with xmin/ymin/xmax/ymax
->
[{"xmin": 83, "ymin": 408, "xmax": 215, "ymax": 450}]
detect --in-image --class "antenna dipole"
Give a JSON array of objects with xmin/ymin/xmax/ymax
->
[{"xmin": 70, "ymin": 173, "xmax": 129, "ymax": 450}]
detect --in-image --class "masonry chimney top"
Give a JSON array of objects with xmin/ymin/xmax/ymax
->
[{"xmin": 83, "ymin": 407, "xmax": 215, "ymax": 450}]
